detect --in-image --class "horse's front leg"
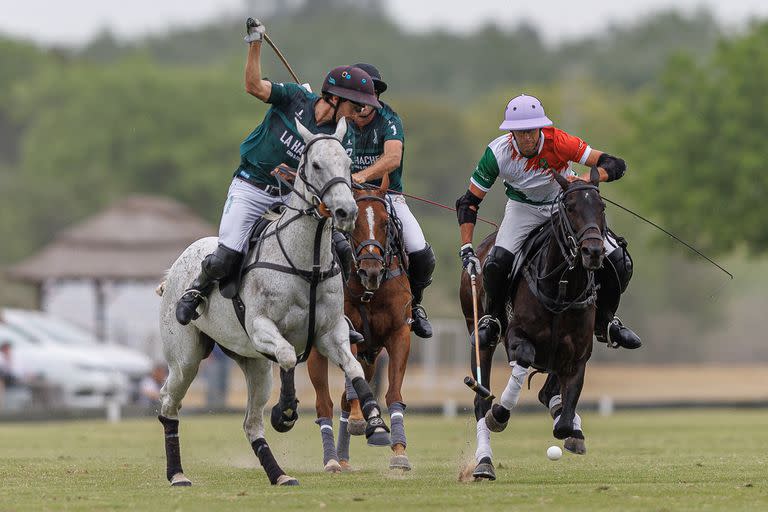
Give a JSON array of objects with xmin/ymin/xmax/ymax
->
[
  {"xmin": 316, "ymin": 318, "xmax": 391, "ymax": 447},
  {"xmin": 553, "ymin": 360, "xmax": 587, "ymax": 454},
  {"xmin": 250, "ymin": 316, "xmax": 297, "ymax": 370},
  {"xmin": 384, "ymin": 325, "xmax": 412, "ymax": 471},
  {"xmin": 269, "ymin": 367, "xmax": 299, "ymax": 433}
]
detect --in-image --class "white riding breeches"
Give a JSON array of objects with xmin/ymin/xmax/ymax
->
[
  {"xmin": 494, "ymin": 199, "xmax": 618, "ymax": 256},
  {"xmin": 218, "ymin": 178, "xmax": 291, "ymax": 253},
  {"xmin": 388, "ymin": 194, "xmax": 427, "ymax": 254}
]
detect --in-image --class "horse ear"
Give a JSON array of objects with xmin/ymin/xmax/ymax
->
[
  {"xmin": 333, "ymin": 117, "xmax": 348, "ymax": 142},
  {"xmin": 295, "ymin": 118, "xmax": 314, "ymax": 143},
  {"xmin": 552, "ymin": 171, "xmax": 569, "ymax": 191},
  {"xmin": 590, "ymin": 165, "xmax": 601, "ymax": 187}
]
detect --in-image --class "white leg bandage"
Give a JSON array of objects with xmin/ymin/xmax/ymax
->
[
  {"xmin": 553, "ymin": 412, "xmax": 582, "ymax": 432},
  {"xmin": 500, "ymin": 364, "xmax": 528, "ymax": 410},
  {"xmin": 475, "ymin": 418, "xmax": 492, "ymax": 461},
  {"xmin": 549, "ymin": 395, "xmax": 562, "ymax": 412}
]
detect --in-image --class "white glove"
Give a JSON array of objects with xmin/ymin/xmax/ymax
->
[{"xmin": 244, "ymin": 17, "xmax": 266, "ymax": 44}]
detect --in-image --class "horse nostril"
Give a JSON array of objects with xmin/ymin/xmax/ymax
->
[
  {"xmin": 357, "ymin": 268, "xmax": 367, "ymax": 279},
  {"xmin": 335, "ymin": 208, "xmax": 348, "ymax": 219}
]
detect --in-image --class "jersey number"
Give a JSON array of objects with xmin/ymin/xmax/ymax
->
[{"xmin": 390, "ymin": 125, "xmax": 397, "ymax": 136}]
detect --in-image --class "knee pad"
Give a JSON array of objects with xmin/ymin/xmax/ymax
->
[
  {"xmin": 408, "ymin": 244, "xmax": 436, "ymax": 287},
  {"xmin": 607, "ymin": 247, "xmax": 633, "ymax": 293},
  {"xmin": 482, "ymin": 246, "xmax": 515, "ymax": 283},
  {"xmin": 203, "ymin": 244, "xmax": 243, "ymax": 280}
]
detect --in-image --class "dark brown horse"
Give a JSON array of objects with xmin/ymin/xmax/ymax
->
[
  {"xmin": 460, "ymin": 169, "xmax": 606, "ymax": 481},
  {"xmin": 306, "ymin": 185, "xmax": 414, "ymax": 472}
]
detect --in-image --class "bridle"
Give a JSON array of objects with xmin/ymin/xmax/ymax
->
[
  {"xmin": 347, "ymin": 185, "xmax": 405, "ymax": 303},
  {"xmin": 524, "ymin": 183, "xmax": 606, "ymax": 314},
  {"xmin": 278, "ymin": 134, "xmax": 353, "ymax": 220},
  {"xmin": 552, "ymin": 183, "xmax": 606, "ymax": 269}
]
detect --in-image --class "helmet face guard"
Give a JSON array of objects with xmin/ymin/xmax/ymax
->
[
  {"xmin": 499, "ymin": 94, "xmax": 552, "ymax": 131},
  {"xmin": 322, "ymin": 66, "xmax": 381, "ymax": 108}
]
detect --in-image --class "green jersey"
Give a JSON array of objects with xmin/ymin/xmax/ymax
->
[
  {"xmin": 350, "ymin": 101, "xmax": 405, "ymax": 192},
  {"xmin": 235, "ymin": 82, "xmax": 354, "ymax": 187}
]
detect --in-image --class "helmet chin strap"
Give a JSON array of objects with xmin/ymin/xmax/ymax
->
[{"xmin": 511, "ymin": 129, "xmax": 543, "ymax": 158}]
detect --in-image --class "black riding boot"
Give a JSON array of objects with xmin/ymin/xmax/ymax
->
[
  {"xmin": 175, "ymin": 244, "xmax": 242, "ymax": 326},
  {"xmin": 594, "ymin": 241, "xmax": 641, "ymax": 349},
  {"xmin": 332, "ymin": 230, "xmax": 354, "ymax": 283},
  {"xmin": 408, "ymin": 244, "xmax": 436, "ymax": 339},
  {"xmin": 476, "ymin": 246, "xmax": 515, "ymax": 349},
  {"xmin": 332, "ymin": 230, "xmax": 364, "ymax": 344}
]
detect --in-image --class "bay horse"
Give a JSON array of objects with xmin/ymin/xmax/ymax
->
[
  {"xmin": 460, "ymin": 168, "xmax": 606, "ymax": 481},
  {"xmin": 155, "ymin": 120, "xmax": 389, "ymax": 487}
]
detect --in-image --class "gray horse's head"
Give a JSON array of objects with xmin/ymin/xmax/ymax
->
[{"xmin": 295, "ymin": 118, "xmax": 357, "ymax": 233}]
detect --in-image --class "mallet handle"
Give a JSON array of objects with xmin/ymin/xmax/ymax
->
[
  {"xmin": 470, "ymin": 273, "xmax": 482, "ymax": 384},
  {"xmin": 263, "ymin": 33, "xmax": 302, "ymax": 84}
]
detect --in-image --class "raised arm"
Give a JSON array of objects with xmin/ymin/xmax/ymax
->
[{"xmin": 243, "ymin": 18, "xmax": 272, "ymax": 101}]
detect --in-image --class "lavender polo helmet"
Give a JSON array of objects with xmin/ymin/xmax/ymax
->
[
  {"xmin": 499, "ymin": 94, "xmax": 553, "ymax": 131},
  {"xmin": 322, "ymin": 65, "xmax": 382, "ymax": 108}
]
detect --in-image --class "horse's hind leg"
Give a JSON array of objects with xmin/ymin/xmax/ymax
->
[
  {"xmin": 158, "ymin": 328, "xmax": 210, "ymax": 487},
  {"xmin": 237, "ymin": 357, "xmax": 298, "ymax": 486},
  {"xmin": 316, "ymin": 319, "xmax": 391, "ymax": 447},
  {"xmin": 306, "ymin": 349, "xmax": 341, "ymax": 473}
]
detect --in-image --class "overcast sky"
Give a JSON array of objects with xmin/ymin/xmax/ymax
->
[{"xmin": 2, "ymin": 0, "xmax": 767, "ymax": 46}]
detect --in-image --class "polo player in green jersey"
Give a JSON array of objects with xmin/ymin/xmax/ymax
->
[
  {"xmin": 338, "ymin": 63, "xmax": 436, "ymax": 339},
  {"xmin": 175, "ymin": 18, "xmax": 381, "ymax": 327}
]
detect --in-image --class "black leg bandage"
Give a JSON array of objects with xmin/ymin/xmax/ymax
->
[
  {"xmin": 158, "ymin": 415, "xmax": 183, "ymax": 482},
  {"xmin": 251, "ymin": 438, "xmax": 285, "ymax": 485},
  {"xmin": 350, "ymin": 377, "xmax": 379, "ymax": 418}
]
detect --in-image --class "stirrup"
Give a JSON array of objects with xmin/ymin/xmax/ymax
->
[
  {"xmin": 605, "ymin": 316, "xmax": 641, "ymax": 349},
  {"xmin": 411, "ymin": 304, "xmax": 429, "ymax": 320},
  {"xmin": 475, "ymin": 315, "xmax": 502, "ymax": 348}
]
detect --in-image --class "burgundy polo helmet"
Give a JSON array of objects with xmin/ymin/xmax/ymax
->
[{"xmin": 322, "ymin": 66, "xmax": 382, "ymax": 108}]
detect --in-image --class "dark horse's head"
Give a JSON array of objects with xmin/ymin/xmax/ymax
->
[
  {"xmin": 350, "ymin": 186, "xmax": 392, "ymax": 291},
  {"xmin": 552, "ymin": 166, "xmax": 606, "ymax": 270}
]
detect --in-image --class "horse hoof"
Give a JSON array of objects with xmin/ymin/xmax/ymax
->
[
  {"xmin": 270, "ymin": 402, "xmax": 299, "ymax": 433},
  {"xmin": 472, "ymin": 459, "xmax": 496, "ymax": 481},
  {"xmin": 170, "ymin": 473, "xmax": 192, "ymax": 487},
  {"xmin": 347, "ymin": 418, "xmax": 367, "ymax": 436},
  {"xmin": 276, "ymin": 474, "xmax": 299, "ymax": 486},
  {"xmin": 339, "ymin": 460, "xmax": 354, "ymax": 472},
  {"xmin": 484, "ymin": 407, "xmax": 508, "ymax": 433},
  {"xmin": 324, "ymin": 459, "xmax": 342, "ymax": 473},
  {"xmin": 367, "ymin": 428, "xmax": 391, "ymax": 447},
  {"xmin": 389, "ymin": 454, "xmax": 412, "ymax": 471},
  {"xmin": 564, "ymin": 436, "xmax": 587, "ymax": 455}
]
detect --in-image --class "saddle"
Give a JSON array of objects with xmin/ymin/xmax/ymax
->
[
  {"xmin": 219, "ymin": 203, "xmax": 286, "ymax": 299},
  {"xmin": 508, "ymin": 216, "xmax": 555, "ymax": 299}
]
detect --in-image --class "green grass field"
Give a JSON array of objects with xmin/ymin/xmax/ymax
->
[{"xmin": 1, "ymin": 409, "xmax": 766, "ymax": 511}]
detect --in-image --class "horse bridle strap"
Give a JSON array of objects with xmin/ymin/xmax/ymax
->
[{"xmin": 232, "ymin": 217, "xmax": 339, "ymax": 365}]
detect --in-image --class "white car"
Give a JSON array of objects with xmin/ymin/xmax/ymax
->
[
  {"xmin": 0, "ymin": 323, "xmax": 121, "ymax": 409},
  {"xmin": 1, "ymin": 309, "xmax": 152, "ymax": 402}
]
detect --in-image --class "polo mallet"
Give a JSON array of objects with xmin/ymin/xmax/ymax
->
[
  {"xmin": 465, "ymin": 271, "xmax": 495, "ymax": 401},
  {"xmin": 248, "ymin": 18, "xmax": 303, "ymax": 85}
]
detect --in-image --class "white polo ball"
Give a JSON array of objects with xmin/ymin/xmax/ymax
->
[{"xmin": 546, "ymin": 445, "xmax": 563, "ymax": 461}]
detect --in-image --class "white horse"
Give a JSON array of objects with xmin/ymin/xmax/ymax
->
[{"xmin": 155, "ymin": 118, "xmax": 390, "ymax": 487}]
